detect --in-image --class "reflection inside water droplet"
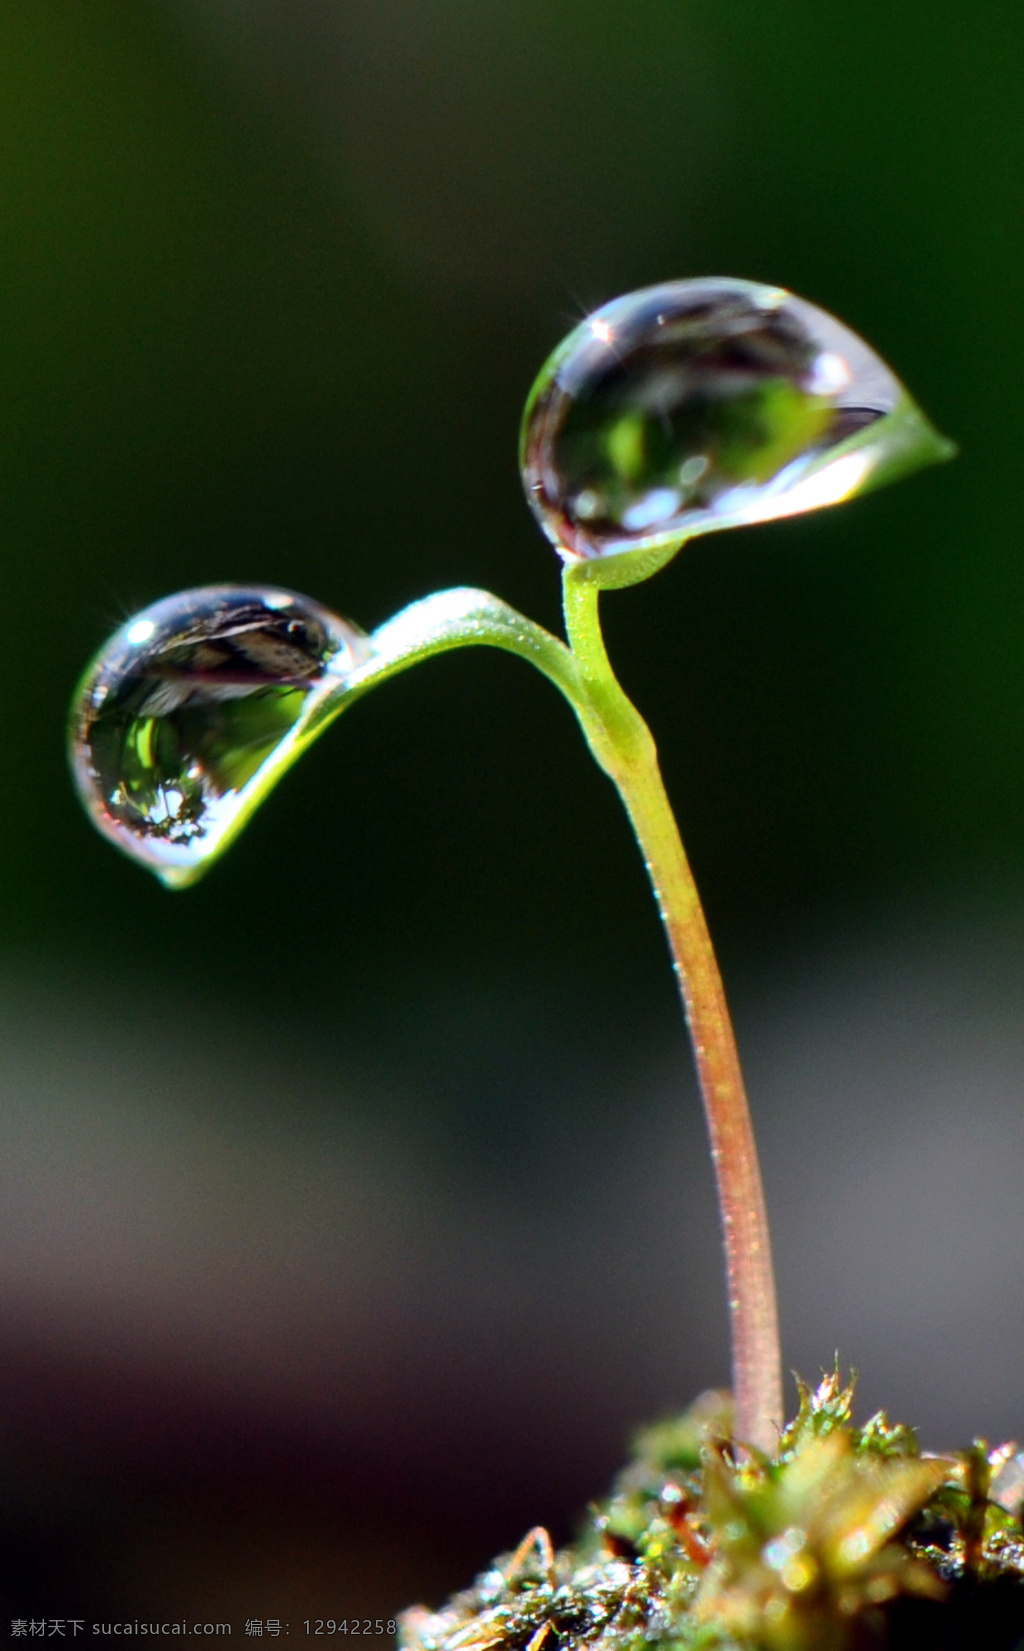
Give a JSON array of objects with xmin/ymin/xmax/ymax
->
[
  {"xmin": 70, "ymin": 585, "xmax": 371, "ymax": 885},
  {"xmin": 520, "ymin": 277, "xmax": 951, "ymax": 564}
]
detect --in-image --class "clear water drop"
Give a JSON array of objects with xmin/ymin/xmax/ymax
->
[
  {"xmin": 70, "ymin": 585, "xmax": 371, "ymax": 886},
  {"xmin": 520, "ymin": 278, "xmax": 953, "ymax": 568}
]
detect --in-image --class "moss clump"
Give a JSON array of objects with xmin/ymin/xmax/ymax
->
[{"xmin": 400, "ymin": 1372, "xmax": 1024, "ymax": 1651}]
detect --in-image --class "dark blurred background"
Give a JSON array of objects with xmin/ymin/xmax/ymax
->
[{"xmin": 2, "ymin": 0, "xmax": 1024, "ymax": 1622}]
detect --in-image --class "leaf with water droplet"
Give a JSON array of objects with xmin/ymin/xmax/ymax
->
[
  {"xmin": 520, "ymin": 278, "xmax": 954, "ymax": 584},
  {"xmin": 69, "ymin": 585, "xmax": 372, "ymax": 887},
  {"xmin": 70, "ymin": 584, "xmax": 585, "ymax": 887}
]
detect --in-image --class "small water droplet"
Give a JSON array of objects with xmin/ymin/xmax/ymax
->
[
  {"xmin": 520, "ymin": 277, "xmax": 953, "ymax": 565},
  {"xmin": 70, "ymin": 585, "xmax": 371, "ymax": 886}
]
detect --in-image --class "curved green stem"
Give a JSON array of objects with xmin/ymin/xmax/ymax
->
[
  {"xmin": 562, "ymin": 567, "xmax": 782, "ymax": 1454},
  {"xmin": 351, "ymin": 587, "xmax": 587, "ymax": 713}
]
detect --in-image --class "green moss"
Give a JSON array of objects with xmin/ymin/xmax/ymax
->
[{"xmin": 400, "ymin": 1375, "xmax": 1024, "ymax": 1651}]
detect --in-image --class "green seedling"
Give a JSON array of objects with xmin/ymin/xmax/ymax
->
[{"xmin": 71, "ymin": 279, "xmax": 1022, "ymax": 1645}]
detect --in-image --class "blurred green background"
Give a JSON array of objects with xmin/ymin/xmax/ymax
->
[{"xmin": 3, "ymin": 0, "xmax": 1024, "ymax": 1622}]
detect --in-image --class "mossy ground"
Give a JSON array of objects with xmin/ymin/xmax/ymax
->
[{"xmin": 400, "ymin": 1372, "xmax": 1024, "ymax": 1651}]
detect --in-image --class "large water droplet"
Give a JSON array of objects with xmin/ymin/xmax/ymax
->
[
  {"xmin": 70, "ymin": 585, "xmax": 371, "ymax": 887},
  {"xmin": 520, "ymin": 278, "xmax": 953, "ymax": 569}
]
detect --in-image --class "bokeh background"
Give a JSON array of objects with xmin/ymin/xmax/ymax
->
[{"xmin": 2, "ymin": 0, "xmax": 1024, "ymax": 1621}]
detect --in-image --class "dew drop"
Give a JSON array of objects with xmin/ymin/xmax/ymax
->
[
  {"xmin": 520, "ymin": 278, "xmax": 953, "ymax": 566},
  {"xmin": 69, "ymin": 585, "xmax": 371, "ymax": 886}
]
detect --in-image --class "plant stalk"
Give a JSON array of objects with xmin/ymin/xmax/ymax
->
[
  {"xmin": 351, "ymin": 580, "xmax": 782, "ymax": 1448},
  {"xmin": 563, "ymin": 569, "xmax": 782, "ymax": 1454}
]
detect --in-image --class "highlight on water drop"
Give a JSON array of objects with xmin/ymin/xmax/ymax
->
[
  {"xmin": 520, "ymin": 277, "xmax": 953, "ymax": 570},
  {"xmin": 69, "ymin": 584, "xmax": 371, "ymax": 886}
]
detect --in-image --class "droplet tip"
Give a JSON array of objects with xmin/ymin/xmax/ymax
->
[{"xmin": 155, "ymin": 865, "xmax": 204, "ymax": 892}]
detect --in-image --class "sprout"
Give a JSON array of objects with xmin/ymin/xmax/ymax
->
[{"xmin": 69, "ymin": 280, "xmax": 953, "ymax": 1456}]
